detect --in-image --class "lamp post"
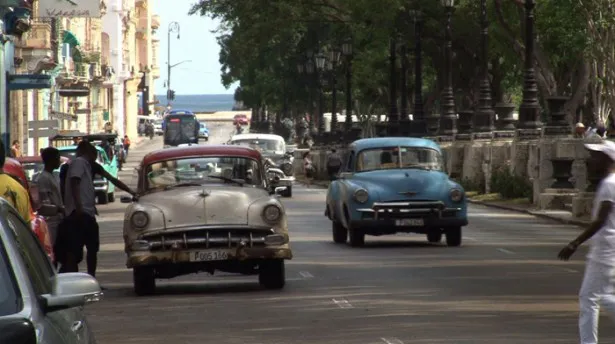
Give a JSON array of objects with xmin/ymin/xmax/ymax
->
[
  {"xmin": 410, "ymin": 10, "xmax": 427, "ymax": 137},
  {"xmin": 167, "ymin": 21, "xmax": 180, "ymax": 106},
  {"xmin": 342, "ymin": 37, "xmax": 353, "ymax": 133},
  {"xmin": 399, "ymin": 36, "xmax": 409, "ymax": 129},
  {"xmin": 388, "ymin": 36, "xmax": 399, "ymax": 135},
  {"xmin": 329, "ymin": 48, "xmax": 341, "ymax": 132},
  {"xmin": 438, "ymin": 0, "xmax": 457, "ymax": 140},
  {"xmin": 315, "ymin": 52, "xmax": 327, "ymax": 136},
  {"xmin": 517, "ymin": 0, "xmax": 542, "ymax": 139},
  {"xmin": 305, "ymin": 57, "xmax": 317, "ymax": 135},
  {"xmin": 473, "ymin": 0, "xmax": 495, "ymax": 139}
]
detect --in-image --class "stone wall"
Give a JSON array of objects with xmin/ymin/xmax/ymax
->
[{"xmin": 294, "ymin": 135, "xmax": 601, "ymax": 220}]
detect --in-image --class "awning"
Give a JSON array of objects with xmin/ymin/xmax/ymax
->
[
  {"xmin": 62, "ymin": 30, "xmax": 80, "ymax": 47},
  {"xmin": 71, "ymin": 47, "xmax": 83, "ymax": 63},
  {"xmin": 7, "ymin": 74, "xmax": 52, "ymax": 91}
]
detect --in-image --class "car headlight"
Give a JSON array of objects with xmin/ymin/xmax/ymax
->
[
  {"xmin": 450, "ymin": 188, "xmax": 464, "ymax": 202},
  {"xmin": 131, "ymin": 211, "xmax": 149, "ymax": 229},
  {"xmin": 353, "ymin": 189, "xmax": 369, "ymax": 203},
  {"xmin": 262, "ymin": 205, "xmax": 282, "ymax": 224}
]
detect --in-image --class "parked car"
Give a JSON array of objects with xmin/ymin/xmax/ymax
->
[
  {"xmin": 199, "ymin": 122, "xmax": 209, "ymax": 141},
  {"xmin": 153, "ymin": 119, "xmax": 164, "ymax": 136},
  {"xmin": 228, "ymin": 133, "xmax": 294, "ymax": 197},
  {"xmin": 121, "ymin": 145, "xmax": 292, "ymax": 295},
  {"xmin": 57, "ymin": 144, "xmax": 119, "ymax": 204},
  {"xmin": 18, "ymin": 156, "xmax": 70, "ymax": 183},
  {"xmin": 0, "ymin": 198, "xmax": 102, "ymax": 343},
  {"xmin": 3, "ymin": 158, "xmax": 54, "ymax": 261},
  {"xmin": 325, "ymin": 137, "xmax": 468, "ymax": 247},
  {"xmin": 232, "ymin": 114, "xmax": 249, "ymax": 126}
]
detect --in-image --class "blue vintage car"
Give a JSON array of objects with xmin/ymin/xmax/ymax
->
[{"xmin": 325, "ymin": 137, "xmax": 468, "ymax": 247}]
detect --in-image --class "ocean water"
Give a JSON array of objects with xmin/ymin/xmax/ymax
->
[{"xmin": 155, "ymin": 94, "xmax": 236, "ymax": 113}]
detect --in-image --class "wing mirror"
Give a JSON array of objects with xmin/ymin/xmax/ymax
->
[
  {"xmin": 274, "ymin": 186, "xmax": 288, "ymax": 195},
  {"xmin": 120, "ymin": 195, "xmax": 138, "ymax": 203},
  {"xmin": 41, "ymin": 273, "xmax": 103, "ymax": 313}
]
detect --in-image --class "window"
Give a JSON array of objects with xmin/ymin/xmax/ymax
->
[
  {"xmin": 0, "ymin": 237, "xmax": 21, "ymax": 316},
  {"xmin": 346, "ymin": 151, "xmax": 355, "ymax": 172},
  {"xmin": 5, "ymin": 212, "xmax": 54, "ymax": 296},
  {"xmin": 356, "ymin": 146, "xmax": 443, "ymax": 172}
]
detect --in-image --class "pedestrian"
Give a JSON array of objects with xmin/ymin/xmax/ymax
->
[
  {"xmin": 123, "ymin": 135, "xmax": 131, "ymax": 159},
  {"xmin": 58, "ymin": 141, "xmax": 136, "ymax": 277},
  {"xmin": 37, "ymin": 147, "xmax": 65, "ymax": 246},
  {"xmin": 558, "ymin": 139, "xmax": 615, "ymax": 344},
  {"xmin": 0, "ymin": 140, "xmax": 32, "ymax": 223},
  {"xmin": 303, "ymin": 151, "xmax": 314, "ymax": 188},
  {"xmin": 326, "ymin": 148, "xmax": 343, "ymax": 181},
  {"xmin": 10, "ymin": 140, "xmax": 21, "ymax": 158}
]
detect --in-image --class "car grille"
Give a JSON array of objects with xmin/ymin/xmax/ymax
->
[
  {"xmin": 361, "ymin": 200, "xmax": 458, "ymax": 220},
  {"xmin": 140, "ymin": 227, "xmax": 275, "ymax": 251}
]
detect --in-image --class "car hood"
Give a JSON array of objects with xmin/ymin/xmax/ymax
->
[
  {"xmin": 351, "ymin": 169, "xmax": 452, "ymax": 202},
  {"xmin": 138, "ymin": 186, "xmax": 268, "ymax": 227}
]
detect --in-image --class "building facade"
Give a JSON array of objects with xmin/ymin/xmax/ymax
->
[{"xmin": 0, "ymin": 0, "xmax": 159, "ymax": 156}]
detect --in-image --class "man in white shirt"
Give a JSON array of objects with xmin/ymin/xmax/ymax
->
[{"xmin": 559, "ymin": 139, "xmax": 615, "ymax": 344}]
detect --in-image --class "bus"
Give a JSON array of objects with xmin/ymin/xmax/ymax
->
[{"xmin": 162, "ymin": 110, "xmax": 199, "ymax": 147}]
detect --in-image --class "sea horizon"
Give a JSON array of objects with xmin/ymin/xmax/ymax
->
[{"xmin": 155, "ymin": 93, "xmax": 242, "ymax": 113}]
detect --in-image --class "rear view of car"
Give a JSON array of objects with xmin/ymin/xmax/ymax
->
[{"xmin": 199, "ymin": 122, "xmax": 209, "ymax": 141}]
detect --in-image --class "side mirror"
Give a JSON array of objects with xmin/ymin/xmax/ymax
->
[
  {"xmin": 0, "ymin": 318, "xmax": 37, "ymax": 344},
  {"xmin": 41, "ymin": 273, "xmax": 102, "ymax": 313},
  {"xmin": 120, "ymin": 195, "xmax": 134, "ymax": 203},
  {"xmin": 274, "ymin": 186, "xmax": 288, "ymax": 195},
  {"xmin": 339, "ymin": 172, "xmax": 353, "ymax": 179}
]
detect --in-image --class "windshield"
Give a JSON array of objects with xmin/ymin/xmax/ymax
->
[
  {"xmin": 144, "ymin": 156, "xmax": 264, "ymax": 191},
  {"xmin": 0, "ymin": 241, "xmax": 21, "ymax": 316},
  {"xmin": 59, "ymin": 149, "xmax": 76, "ymax": 160},
  {"xmin": 356, "ymin": 146, "xmax": 443, "ymax": 172},
  {"xmin": 21, "ymin": 162, "xmax": 44, "ymax": 182},
  {"xmin": 231, "ymin": 139, "xmax": 284, "ymax": 154},
  {"xmin": 164, "ymin": 116, "xmax": 197, "ymax": 145}
]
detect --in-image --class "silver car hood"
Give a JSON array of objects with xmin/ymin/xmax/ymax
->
[{"xmin": 138, "ymin": 186, "xmax": 269, "ymax": 227}]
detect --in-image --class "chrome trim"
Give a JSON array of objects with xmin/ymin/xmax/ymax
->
[
  {"xmin": 357, "ymin": 208, "xmax": 461, "ymax": 213},
  {"xmin": 141, "ymin": 225, "xmax": 273, "ymax": 237}
]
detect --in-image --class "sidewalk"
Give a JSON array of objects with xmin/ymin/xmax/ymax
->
[{"xmin": 294, "ymin": 177, "xmax": 590, "ymax": 228}]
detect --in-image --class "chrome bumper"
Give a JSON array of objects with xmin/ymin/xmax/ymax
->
[{"xmin": 93, "ymin": 181, "xmax": 108, "ymax": 192}]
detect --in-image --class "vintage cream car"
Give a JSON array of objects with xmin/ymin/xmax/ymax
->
[{"xmin": 121, "ymin": 145, "xmax": 293, "ymax": 295}]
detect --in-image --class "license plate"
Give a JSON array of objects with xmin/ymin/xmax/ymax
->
[
  {"xmin": 190, "ymin": 250, "xmax": 229, "ymax": 262},
  {"xmin": 395, "ymin": 219, "xmax": 424, "ymax": 226}
]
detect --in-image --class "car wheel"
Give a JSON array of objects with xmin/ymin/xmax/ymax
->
[
  {"xmin": 108, "ymin": 192, "xmax": 115, "ymax": 203},
  {"xmin": 348, "ymin": 229, "xmax": 365, "ymax": 247},
  {"xmin": 427, "ymin": 231, "xmax": 442, "ymax": 243},
  {"xmin": 133, "ymin": 267, "xmax": 156, "ymax": 296},
  {"xmin": 259, "ymin": 259, "xmax": 285, "ymax": 289},
  {"xmin": 97, "ymin": 192, "xmax": 108, "ymax": 205},
  {"xmin": 332, "ymin": 221, "xmax": 347, "ymax": 243},
  {"xmin": 445, "ymin": 227, "xmax": 462, "ymax": 247},
  {"xmin": 283, "ymin": 185, "xmax": 292, "ymax": 197}
]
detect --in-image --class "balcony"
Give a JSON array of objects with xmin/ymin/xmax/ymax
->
[
  {"xmin": 151, "ymin": 14, "xmax": 160, "ymax": 29},
  {"xmin": 16, "ymin": 19, "xmax": 52, "ymax": 54},
  {"xmin": 151, "ymin": 66, "xmax": 160, "ymax": 79}
]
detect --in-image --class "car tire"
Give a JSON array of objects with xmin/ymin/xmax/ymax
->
[
  {"xmin": 133, "ymin": 267, "xmax": 156, "ymax": 296},
  {"xmin": 259, "ymin": 259, "xmax": 285, "ymax": 289},
  {"xmin": 348, "ymin": 229, "xmax": 365, "ymax": 247},
  {"xmin": 332, "ymin": 221, "xmax": 347, "ymax": 243},
  {"xmin": 97, "ymin": 192, "xmax": 108, "ymax": 205},
  {"xmin": 283, "ymin": 185, "xmax": 292, "ymax": 197},
  {"xmin": 445, "ymin": 227, "xmax": 462, "ymax": 247},
  {"xmin": 427, "ymin": 231, "xmax": 442, "ymax": 243},
  {"xmin": 108, "ymin": 192, "xmax": 115, "ymax": 203}
]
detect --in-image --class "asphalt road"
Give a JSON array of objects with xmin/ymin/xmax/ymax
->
[{"xmin": 85, "ymin": 123, "xmax": 615, "ymax": 343}]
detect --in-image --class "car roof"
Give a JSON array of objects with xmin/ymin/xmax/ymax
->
[
  {"xmin": 142, "ymin": 145, "xmax": 262, "ymax": 165},
  {"xmin": 350, "ymin": 137, "xmax": 441, "ymax": 152},
  {"xmin": 167, "ymin": 110, "xmax": 194, "ymax": 115},
  {"xmin": 230, "ymin": 133, "xmax": 284, "ymax": 141}
]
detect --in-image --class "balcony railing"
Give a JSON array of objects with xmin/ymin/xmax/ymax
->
[{"xmin": 16, "ymin": 19, "xmax": 51, "ymax": 50}]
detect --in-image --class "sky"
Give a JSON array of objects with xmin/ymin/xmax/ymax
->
[{"xmin": 152, "ymin": 1, "xmax": 238, "ymax": 95}]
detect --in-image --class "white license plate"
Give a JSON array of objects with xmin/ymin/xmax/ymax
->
[
  {"xmin": 395, "ymin": 219, "xmax": 424, "ymax": 226},
  {"xmin": 190, "ymin": 250, "xmax": 229, "ymax": 262}
]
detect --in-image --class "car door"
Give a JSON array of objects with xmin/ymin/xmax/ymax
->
[{"xmin": 4, "ymin": 211, "xmax": 93, "ymax": 344}]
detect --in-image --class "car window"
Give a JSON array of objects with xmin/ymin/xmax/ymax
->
[
  {"xmin": 356, "ymin": 146, "xmax": 443, "ymax": 172},
  {"xmin": 5, "ymin": 212, "xmax": 54, "ymax": 296},
  {"xmin": 346, "ymin": 151, "xmax": 354, "ymax": 172},
  {"xmin": 0, "ymin": 232, "xmax": 22, "ymax": 316}
]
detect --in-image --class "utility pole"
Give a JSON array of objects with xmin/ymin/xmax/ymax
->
[{"xmin": 167, "ymin": 21, "xmax": 180, "ymax": 105}]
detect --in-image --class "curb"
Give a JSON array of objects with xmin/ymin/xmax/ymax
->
[{"xmin": 468, "ymin": 199, "xmax": 589, "ymax": 228}]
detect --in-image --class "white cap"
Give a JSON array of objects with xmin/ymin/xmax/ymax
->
[
  {"xmin": 585, "ymin": 140, "xmax": 615, "ymax": 161},
  {"xmin": 576, "ymin": 122, "xmax": 585, "ymax": 128}
]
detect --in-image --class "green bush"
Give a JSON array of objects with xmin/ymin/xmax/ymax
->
[
  {"xmin": 490, "ymin": 167, "xmax": 532, "ymax": 200},
  {"xmin": 459, "ymin": 177, "xmax": 485, "ymax": 194}
]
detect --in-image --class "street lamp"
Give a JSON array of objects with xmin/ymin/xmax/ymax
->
[
  {"xmin": 315, "ymin": 52, "xmax": 326, "ymax": 70},
  {"xmin": 438, "ymin": 0, "xmax": 457, "ymax": 139},
  {"xmin": 315, "ymin": 52, "xmax": 326, "ymax": 136},
  {"xmin": 473, "ymin": 0, "xmax": 496, "ymax": 139},
  {"xmin": 409, "ymin": 9, "xmax": 426, "ymax": 137},
  {"xmin": 305, "ymin": 58, "xmax": 317, "ymax": 135},
  {"xmin": 517, "ymin": 0, "xmax": 542, "ymax": 138},
  {"xmin": 167, "ymin": 21, "xmax": 180, "ymax": 106},
  {"xmin": 328, "ymin": 48, "xmax": 341, "ymax": 132},
  {"xmin": 342, "ymin": 36, "xmax": 353, "ymax": 133}
]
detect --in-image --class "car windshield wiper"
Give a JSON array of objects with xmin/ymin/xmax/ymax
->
[
  {"xmin": 164, "ymin": 182, "xmax": 203, "ymax": 190},
  {"xmin": 208, "ymin": 175, "xmax": 245, "ymax": 186}
]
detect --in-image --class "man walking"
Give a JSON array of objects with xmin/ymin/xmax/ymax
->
[{"xmin": 559, "ymin": 140, "xmax": 615, "ymax": 344}]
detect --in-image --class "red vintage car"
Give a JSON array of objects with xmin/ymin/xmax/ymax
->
[
  {"xmin": 4, "ymin": 158, "xmax": 55, "ymax": 262},
  {"xmin": 233, "ymin": 114, "xmax": 250, "ymax": 126}
]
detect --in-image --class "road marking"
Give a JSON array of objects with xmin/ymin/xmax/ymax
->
[
  {"xmin": 497, "ymin": 248, "xmax": 515, "ymax": 254},
  {"xmin": 381, "ymin": 338, "xmax": 404, "ymax": 344},
  {"xmin": 332, "ymin": 298, "xmax": 353, "ymax": 309},
  {"xmin": 299, "ymin": 271, "xmax": 314, "ymax": 278},
  {"xmin": 560, "ymin": 267, "xmax": 578, "ymax": 273}
]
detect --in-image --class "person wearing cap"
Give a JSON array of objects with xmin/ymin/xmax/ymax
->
[
  {"xmin": 576, "ymin": 123, "xmax": 587, "ymax": 138},
  {"xmin": 558, "ymin": 140, "xmax": 615, "ymax": 344}
]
